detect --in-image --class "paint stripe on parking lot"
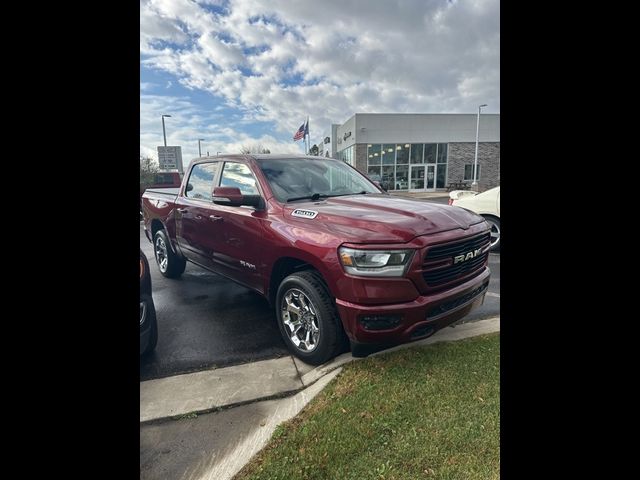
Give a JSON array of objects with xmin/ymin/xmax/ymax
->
[{"xmin": 486, "ymin": 292, "xmax": 500, "ymax": 298}]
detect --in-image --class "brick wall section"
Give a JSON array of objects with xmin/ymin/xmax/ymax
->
[
  {"xmin": 355, "ymin": 143, "xmax": 367, "ymax": 172},
  {"xmin": 448, "ymin": 142, "xmax": 500, "ymax": 191}
]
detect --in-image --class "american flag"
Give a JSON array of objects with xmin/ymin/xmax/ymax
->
[{"xmin": 293, "ymin": 121, "xmax": 306, "ymax": 141}]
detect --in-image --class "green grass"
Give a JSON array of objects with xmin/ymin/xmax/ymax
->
[{"xmin": 235, "ymin": 333, "xmax": 500, "ymax": 480}]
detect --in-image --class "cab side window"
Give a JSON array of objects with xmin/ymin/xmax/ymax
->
[
  {"xmin": 219, "ymin": 162, "xmax": 259, "ymax": 195},
  {"xmin": 186, "ymin": 162, "xmax": 218, "ymax": 200}
]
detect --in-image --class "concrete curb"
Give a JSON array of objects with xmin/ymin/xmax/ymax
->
[
  {"xmin": 300, "ymin": 316, "xmax": 500, "ymax": 387},
  {"xmin": 140, "ymin": 316, "xmax": 499, "ymax": 424}
]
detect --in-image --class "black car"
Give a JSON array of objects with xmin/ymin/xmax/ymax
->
[{"xmin": 140, "ymin": 249, "xmax": 158, "ymax": 355}]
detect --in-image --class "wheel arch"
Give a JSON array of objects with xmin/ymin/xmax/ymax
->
[
  {"xmin": 150, "ymin": 219, "xmax": 179, "ymax": 255},
  {"xmin": 268, "ymin": 254, "xmax": 334, "ymax": 307}
]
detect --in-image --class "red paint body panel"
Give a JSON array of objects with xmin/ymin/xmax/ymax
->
[{"xmin": 142, "ymin": 155, "xmax": 492, "ymax": 346}]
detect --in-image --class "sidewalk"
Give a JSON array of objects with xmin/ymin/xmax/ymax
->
[{"xmin": 141, "ymin": 317, "xmax": 500, "ymax": 480}]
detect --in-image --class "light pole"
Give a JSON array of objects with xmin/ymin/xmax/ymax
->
[
  {"xmin": 472, "ymin": 104, "xmax": 487, "ymax": 190},
  {"xmin": 161, "ymin": 114, "xmax": 171, "ymax": 147},
  {"xmin": 198, "ymin": 139, "xmax": 204, "ymax": 157}
]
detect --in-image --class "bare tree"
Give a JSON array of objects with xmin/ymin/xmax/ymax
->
[
  {"xmin": 140, "ymin": 156, "xmax": 159, "ymax": 187},
  {"xmin": 239, "ymin": 144, "xmax": 271, "ymax": 154}
]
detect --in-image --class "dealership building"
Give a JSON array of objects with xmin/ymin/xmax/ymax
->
[{"xmin": 330, "ymin": 113, "xmax": 500, "ymax": 192}]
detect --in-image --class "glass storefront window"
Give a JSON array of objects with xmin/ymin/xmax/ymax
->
[
  {"xmin": 437, "ymin": 143, "xmax": 448, "ymax": 163},
  {"xmin": 364, "ymin": 142, "xmax": 448, "ymax": 190},
  {"xmin": 338, "ymin": 145, "xmax": 354, "ymax": 165},
  {"xmin": 381, "ymin": 144, "xmax": 395, "ymax": 165},
  {"xmin": 367, "ymin": 144, "xmax": 381, "ymax": 166},
  {"xmin": 382, "ymin": 165, "xmax": 395, "ymax": 190},
  {"xmin": 410, "ymin": 144, "xmax": 424, "ymax": 163},
  {"xmin": 396, "ymin": 144, "xmax": 409, "ymax": 164},
  {"xmin": 436, "ymin": 164, "xmax": 447, "ymax": 188},
  {"xmin": 368, "ymin": 165, "xmax": 381, "ymax": 177},
  {"xmin": 395, "ymin": 164, "xmax": 408, "ymax": 190},
  {"xmin": 424, "ymin": 144, "xmax": 436, "ymax": 164}
]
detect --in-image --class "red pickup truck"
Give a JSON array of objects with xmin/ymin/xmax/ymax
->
[{"xmin": 142, "ymin": 155, "xmax": 491, "ymax": 364}]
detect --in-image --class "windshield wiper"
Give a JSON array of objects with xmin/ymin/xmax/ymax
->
[
  {"xmin": 286, "ymin": 193, "xmax": 329, "ymax": 202},
  {"xmin": 325, "ymin": 191, "xmax": 369, "ymax": 197},
  {"xmin": 286, "ymin": 191, "xmax": 369, "ymax": 202}
]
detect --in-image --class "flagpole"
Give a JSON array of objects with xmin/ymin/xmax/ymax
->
[{"xmin": 306, "ymin": 116, "xmax": 309, "ymax": 155}]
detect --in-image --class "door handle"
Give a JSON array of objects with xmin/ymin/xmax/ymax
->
[{"xmin": 209, "ymin": 215, "xmax": 223, "ymax": 222}]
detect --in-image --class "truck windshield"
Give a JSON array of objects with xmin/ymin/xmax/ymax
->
[{"xmin": 256, "ymin": 158, "xmax": 380, "ymax": 203}]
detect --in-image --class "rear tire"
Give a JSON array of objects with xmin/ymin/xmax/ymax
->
[
  {"xmin": 275, "ymin": 270, "xmax": 347, "ymax": 365},
  {"xmin": 153, "ymin": 229, "xmax": 186, "ymax": 278}
]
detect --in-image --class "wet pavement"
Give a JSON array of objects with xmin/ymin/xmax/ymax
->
[
  {"xmin": 140, "ymin": 229, "xmax": 288, "ymax": 381},
  {"xmin": 140, "ymin": 202, "xmax": 500, "ymax": 380}
]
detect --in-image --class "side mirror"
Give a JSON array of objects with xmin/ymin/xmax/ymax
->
[
  {"xmin": 240, "ymin": 195, "xmax": 263, "ymax": 208},
  {"xmin": 186, "ymin": 183, "xmax": 194, "ymax": 192},
  {"xmin": 373, "ymin": 180, "xmax": 387, "ymax": 192},
  {"xmin": 213, "ymin": 187, "xmax": 264, "ymax": 209}
]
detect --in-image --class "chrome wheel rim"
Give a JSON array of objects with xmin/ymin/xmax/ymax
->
[
  {"xmin": 155, "ymin": 237, "xmax": 168, "ymax": 272},
  {"xmin": 281, "ymin": 289, "xmax": 320, "ymax": 352},
  {"xmin": 487, "ymin": 219, "xmax": 500, "ymax": 248},
  {"xmin": 140, "ymin": 301, "xmax": 147, "ymax": 326}
]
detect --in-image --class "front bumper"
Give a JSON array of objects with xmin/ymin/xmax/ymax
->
[{"xmin": 335, "ymin": 267, "xmax": 490, "ymax": 345}]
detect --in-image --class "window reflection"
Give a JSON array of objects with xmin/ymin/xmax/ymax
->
[
  {"xmin": 395, "ymin": 164, "xmax": 408, "ymax": 190},
  {"xmin": 424, "ymin": 144, "xmax": 436, "ymax": 164},
  {"xmin": 366, "ymin": 142, "xmax": 448, "ymax": 191},
  {"xmin": 338, "ymin": 145, "xmax": 354, "ymax": 165},
  {"xmin": 367, "ymin": 144, "xmax": 381, "ymax": 166},
  {"xmin": 437, "ymin": 143, "xmax": 448, "ymax": 163},
  {"xmin": 220, "ymin": 163, "xmax": 258, "ymax": 195},
  {"xmin": 381, "ymin": 144, "xmax": 395, "ymax": 165},
  {"xmin": 436, "ymin": 164, "xmax": 447, "ymax": 188},
  {"xmin": 186, "ymin": 162, "xmax": 218, "ymax": 200},
  {"xmin": 410, "ymin": 144, "xmax": 424, "ymax": 164},
  {"xmin": 396, "ymin": 144, "xmax": 409, "ymax": 164}
]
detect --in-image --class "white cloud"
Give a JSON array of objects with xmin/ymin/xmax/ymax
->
[
  {"xmin": 140, "ymin": 0, "xmax": 499, "ymax": 150},
  {"xmin": 140, "ymin": 94, "xmax": 304, "ymax": 162}
]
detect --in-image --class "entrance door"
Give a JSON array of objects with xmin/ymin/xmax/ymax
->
[
  {"xmin": 409, "ymin": 165, "xmax": 425, "ymax": 191},
  {"xmin": 426, "ymin": 164, "xmax": 436, "ymax": 191}
]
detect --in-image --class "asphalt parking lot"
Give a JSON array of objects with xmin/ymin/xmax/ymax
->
[{"xmin": 140, "ymin": 199, "xmax": 500, "ymax": 381}]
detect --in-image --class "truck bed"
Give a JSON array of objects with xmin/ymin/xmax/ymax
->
[{"xmin": 144, "ymin": 187, "xmax": 180, "ymax": 198}]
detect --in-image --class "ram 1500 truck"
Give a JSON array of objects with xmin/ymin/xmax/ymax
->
[{"xmin": 142, "ymin": 155, "xmax": 491, "ymax": 364}]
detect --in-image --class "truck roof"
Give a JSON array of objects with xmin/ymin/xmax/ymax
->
[{"xmin": 194, "ymin": 154, "xmax": 337, "ymax": 161}]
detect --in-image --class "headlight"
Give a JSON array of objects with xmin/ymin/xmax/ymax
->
[{"xmin": 338, "ymin": 247, "xmax": 414, "ymax": 277}]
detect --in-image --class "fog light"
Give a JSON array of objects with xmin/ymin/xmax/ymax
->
[{"xmin": 359, "ymin": 314, "xmax": 402, "ymax": 331}]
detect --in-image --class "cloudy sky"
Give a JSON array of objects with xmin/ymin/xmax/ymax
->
[{"xmin": 140, "ymin": 0, "xmax": 499, "ymax": 162}]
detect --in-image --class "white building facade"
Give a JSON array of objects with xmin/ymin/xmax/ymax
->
[{"xmin": 331, "ymin": 113, "xmax": 500, "ymax": 192}]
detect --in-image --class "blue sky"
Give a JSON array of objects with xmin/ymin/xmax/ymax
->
[{"xmin": 140, "ymin": 0, "xmax": 499, "ymax": 163}]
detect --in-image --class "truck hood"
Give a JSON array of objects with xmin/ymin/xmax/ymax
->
[{"xmin": 283, "ymin": 194, "xmax": 485, "ymax": 243}]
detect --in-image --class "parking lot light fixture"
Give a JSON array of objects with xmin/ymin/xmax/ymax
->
[
  {"xmin": 161, "ymin": 114, "xmax": 172, "ymax": 147},
  {"xmin": 472, "ymin": 104, "xmax": 487, "ymax": 189}
]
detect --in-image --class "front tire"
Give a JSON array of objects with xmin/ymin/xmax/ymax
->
[
  {"xmin": 153, "ymin": 230, "xmax": 186, "ymax": 278},
  {"xmin": 275, "ymin": 271, "xmax": 346, "ymax": 365},
  {"xmin": 482, "ymin": 215, "xmax": 500, "ymax": 252}
]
